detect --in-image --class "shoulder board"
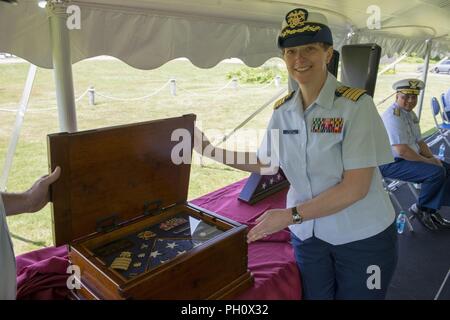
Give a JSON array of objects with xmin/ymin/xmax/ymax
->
[
  {"xmin": 335, "ymin": 86, "xmax": 366, "ymax": 102},
  {"xmin": 274, "ymin": 91, "xmax": 295, "ymax": 110},
  {"xmin": 393, "ymin": 108, "xmax": 401, "ymax": 117}
]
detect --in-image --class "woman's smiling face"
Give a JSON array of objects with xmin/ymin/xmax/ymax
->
[{"xmin": 283, "ymin": 42, "xmax": 333, "ymax": 85}]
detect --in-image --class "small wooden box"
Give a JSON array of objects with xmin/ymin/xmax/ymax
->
[
  {"xmin": 47, "ymin": 114, "xmax": 253, "ymax": 300},
  {"xmin": 238, "ymin": 170, "xmax": 289, "ymax": 204}
]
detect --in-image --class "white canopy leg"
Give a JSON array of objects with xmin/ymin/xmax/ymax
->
[
  {"xmin": 417, "ymin": 39, "xmax": 432, "ymax": 121},
  {"xmin": 0, "ymin": 64, "xmax": 37, "ymax": 192},
  {"xmin": 48, "ymin": 1, "xmax": 77, "ymax": 133}
]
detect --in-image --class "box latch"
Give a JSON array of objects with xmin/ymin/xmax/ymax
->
[
  {"xmin": 96, "ymin": 214, "xmax": 119, "ymax": 233},
  {"xmin": 143, "ymin": 200, "xmax": 163, "ymax": 216}
]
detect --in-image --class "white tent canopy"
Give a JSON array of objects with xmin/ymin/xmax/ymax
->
[
  {"xmin": 1, "ymin": 0, "xmax": 450, "ymax": 70},
  {"xmin": 1, "ymin": 0, "xmax": 449, "ymax": 188},
  {"xmin": 0, "ymin": 0, "xmax": 450, "ymax": 132}
]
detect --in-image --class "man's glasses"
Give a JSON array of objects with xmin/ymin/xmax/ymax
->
[{"xmin": 399, "ymin": 94, "xmax": 418, "ymax": 101}]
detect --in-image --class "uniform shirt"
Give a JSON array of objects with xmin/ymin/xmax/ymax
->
[
  {"xmin": 0, "ymin": 194, "xmax": 16, "ymax": 299},
  {"xmin": 382, "ymin": 103, "xmax": 422, "ymax": 158},
  {"xmin": 258, "ymin": 73, "xmax": 395, "ymax": 245},
  {"xmin": 444, "ymin": 89, "xmax": 450, "ymax": 112},
  {"xmin": 444, "ymin": 90, "xmax": 450, "ymax": 122}
]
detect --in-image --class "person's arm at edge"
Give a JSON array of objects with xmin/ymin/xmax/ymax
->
[
  {"xmin": 1, "ymin": 167, "xmax": 61, "ymax": 217},
  {"xmin": 194, "ymin": 127, "xmax": 279, "ymax": 175}
]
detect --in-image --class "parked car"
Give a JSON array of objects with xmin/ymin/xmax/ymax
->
[{"xmin": 433, "ymin": 59, "xmax": 450, "ymax": 74}]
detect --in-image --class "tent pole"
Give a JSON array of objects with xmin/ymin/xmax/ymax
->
[
  {"xmin": 0, "ymin": 64, "xmax": 37, "ymax": 192},
  {"xmin": 47, "ymin": 1, "xmax": 77, "ymax": 133},
  {"xmin": 378, "ymin": 53, "xmax": 408, "ymax": 76},
  {"xmin": 417, "ymin": 39, "xmax": 432, "ymax": 121}
]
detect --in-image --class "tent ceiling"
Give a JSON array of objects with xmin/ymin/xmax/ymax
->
[{"xmin": 0, "ymin": 0, "xmax": 449, "ymax": 70}]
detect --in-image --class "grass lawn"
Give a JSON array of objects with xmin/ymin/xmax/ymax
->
[{"xmin": 1, "ymin": 57, "xmax": 449, "ymax": 255}]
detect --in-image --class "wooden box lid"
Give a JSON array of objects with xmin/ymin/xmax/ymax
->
[{"xmin": 48, "ymin": 114, "xmax": 196, "ymax": 246}]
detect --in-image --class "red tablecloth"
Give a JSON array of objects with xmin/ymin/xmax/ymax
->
[
  {"xmin": 190, "ymin": 179, "xmax": 301, "ymax": 300},
  {"xmin": 15, "ymin": 178, "xmax": 301, "ymax": 300},
  {"xmin": 16, "ymin": 245, "xmax": 69, "ymax": 299}
]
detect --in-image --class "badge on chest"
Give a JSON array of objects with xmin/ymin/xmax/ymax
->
[
  {"xmin": 283, "ymin": 129, "xmax": 299, "ymax": 135},
  {"xmin": 311, "ymin": 117, "xmax": 344, "ymax": 133}
]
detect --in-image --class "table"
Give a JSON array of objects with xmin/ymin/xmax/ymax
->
[{"xmin": 15, "ymin": 178, "xmax": 302, "ymax": 300}]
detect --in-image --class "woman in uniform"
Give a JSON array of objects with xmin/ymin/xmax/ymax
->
[{"xmin": 194, "ymin": 8, "xmax": 397, "ymax": 299}]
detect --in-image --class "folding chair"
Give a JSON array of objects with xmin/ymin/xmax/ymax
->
[{"xmin": 430, "ymin": 97, "xmax": 450, "ymax": 147}]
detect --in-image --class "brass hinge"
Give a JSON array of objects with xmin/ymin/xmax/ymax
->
[
  {"xmin": 161, "ymin": 201, "xmax": 187, "ymax": 212},
  {"xmin": 95, "ymin": 214, "xmax": 119, "ymax": 233},
  {"xmin": 143, "ymin": 200, "xmax": 163, "ymax": 216}
]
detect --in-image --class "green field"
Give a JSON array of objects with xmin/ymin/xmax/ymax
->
[{"xmin": 1, "ymin": 57, "xmax": 449, "ymax": 255}]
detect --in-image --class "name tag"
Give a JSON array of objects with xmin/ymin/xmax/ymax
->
[
  {"xmin": 283, "ymin": 129, "xmax": 299, "ymax": 135},
  {"xmin": 311, "ymin": 117, "xmax": 344, "ymax": 133}
]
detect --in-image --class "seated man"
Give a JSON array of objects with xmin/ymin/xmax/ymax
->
[
  {"xmin": 445, "ymin": 88, "xmax": 450, "ymax": 120},
  {"xmin": 379, "ymin": 79, "xmax": 450, "ymax": 230},
  {"xmin": 1, "ymin": 167, "xmax": 60, "ymax": 299}
]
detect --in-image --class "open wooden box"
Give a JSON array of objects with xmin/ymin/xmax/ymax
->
[{"xmin": 47, "ymin": 114, "xmax": 253, "ymax": 299}]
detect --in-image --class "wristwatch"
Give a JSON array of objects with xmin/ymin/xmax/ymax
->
[{"xmin": 291, "ymin": 206, "xmax": 303, "ymax": 224}]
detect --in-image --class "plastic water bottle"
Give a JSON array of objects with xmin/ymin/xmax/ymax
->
[
  {"xmin": 438, "ymin": 143, "xmax": 446, "ymax": 160},
  {"xmin": 396, "ymin": 211, "xmax": 407, "ymax": 234}
]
